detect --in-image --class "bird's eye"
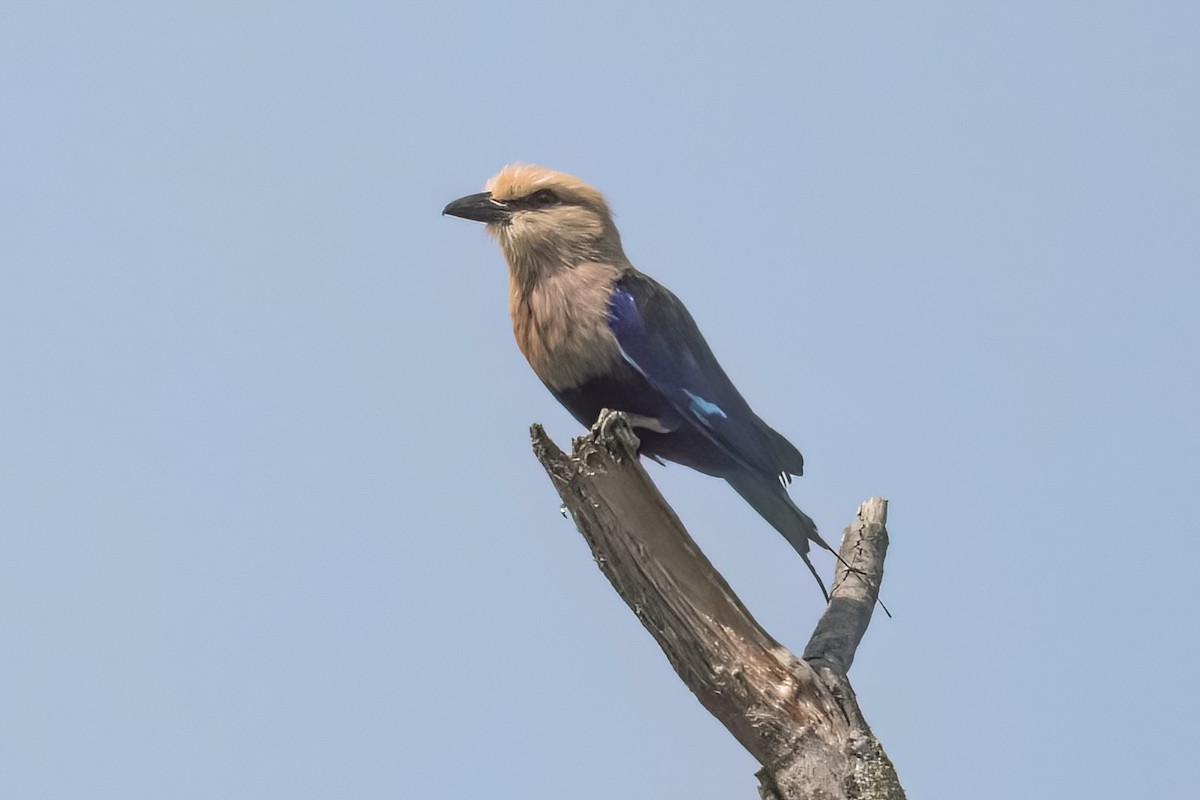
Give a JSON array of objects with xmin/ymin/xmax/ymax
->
[{"xmin": 529, "ymin": 189, "xmax": 559, "ymax": 206}]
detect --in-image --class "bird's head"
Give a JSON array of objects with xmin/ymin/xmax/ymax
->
[{"xmin": 443, "ymin": 165, "xmax": 626, "ymax": 277}]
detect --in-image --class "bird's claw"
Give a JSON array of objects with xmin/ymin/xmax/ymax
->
[{"xmin": 595, "ymin": 409, "xmax": 641, "ymax": 457}]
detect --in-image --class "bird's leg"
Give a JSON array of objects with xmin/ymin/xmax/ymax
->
[{"xmin": 594, "ymin": 408, "xmax": 642, "ymax": 456}]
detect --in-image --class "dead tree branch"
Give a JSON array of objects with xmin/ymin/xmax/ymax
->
[{"xmin": 531, "ymin": 411, "xmax": 904, "ymax": 800}]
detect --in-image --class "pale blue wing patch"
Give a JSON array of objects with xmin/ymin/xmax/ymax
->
[{"xmin": 683, "ymin": 389, "xmax": 728, "ymax": 425}]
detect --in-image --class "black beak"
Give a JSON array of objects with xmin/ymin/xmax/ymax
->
[{"xmin": 442, "ymin": 191, "xmax": 510, "ymax": 224}]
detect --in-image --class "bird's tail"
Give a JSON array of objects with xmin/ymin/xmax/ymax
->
[{"xmin": 726, "ymin": 472, "xmax": 835, "ymax": 601}]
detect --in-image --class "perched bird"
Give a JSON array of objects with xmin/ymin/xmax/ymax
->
[{"xmin": 444, "ymin": 165, "xmax": 834, "ymax": 598}]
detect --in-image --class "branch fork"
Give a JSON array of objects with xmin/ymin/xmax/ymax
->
[{"xmin": 531, "ymin": 412, "xmax": 904, "ymax": 800}]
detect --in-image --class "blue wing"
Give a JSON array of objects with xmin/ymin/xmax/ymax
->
[{"xmin": 607, "ymin": 271, "xmax": 805, "ymax": 482}]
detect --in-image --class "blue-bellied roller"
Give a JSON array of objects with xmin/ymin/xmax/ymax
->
[{"xmin": 444, "ymin": 165, "xmax": 834, "ymax": 599}]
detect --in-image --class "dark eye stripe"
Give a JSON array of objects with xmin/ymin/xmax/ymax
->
[{"xmin": 520, "ymin": 189, "xmax": 561, "ymax": 208}]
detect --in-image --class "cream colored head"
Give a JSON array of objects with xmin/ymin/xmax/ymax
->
[
  {"xmin": 486, "ymin": 164, "xmax": 610, "ymax": 212},
  {"xmin": 482, "ymin": 164, "xmax": 627, "ymax": 277}
]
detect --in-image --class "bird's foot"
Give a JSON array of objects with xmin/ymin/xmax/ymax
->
[{"xmin": 593, "ymin": 409, "xmax": 642, "ymax": 458}]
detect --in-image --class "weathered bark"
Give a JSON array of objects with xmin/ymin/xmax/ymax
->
[{"xmin": 531, "ymin": 411, "xmax": 904, "ymax": 800}]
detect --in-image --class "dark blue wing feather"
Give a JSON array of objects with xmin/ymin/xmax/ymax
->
[{"xmin": 607, "ymin": 272, "xmax": 805, "ymax": 481}]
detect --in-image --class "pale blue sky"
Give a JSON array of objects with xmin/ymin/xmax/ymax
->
[{"xmin": 2, "ymin": 3, "xmax": 1198, "ymax": 798}]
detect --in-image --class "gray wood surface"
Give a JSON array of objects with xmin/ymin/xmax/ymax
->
[{"xmin": 532, "ymin": 411, "xmax": 904, "ymax": 800}]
